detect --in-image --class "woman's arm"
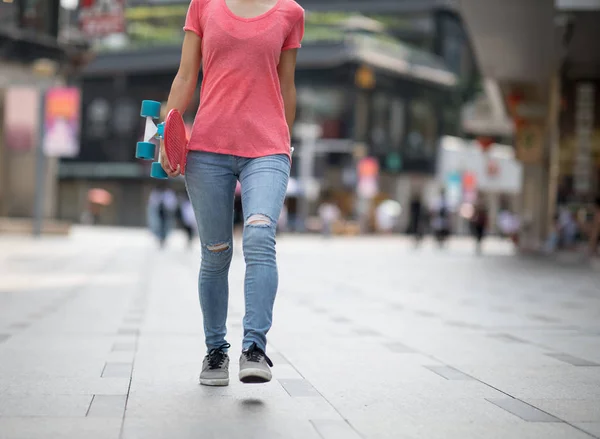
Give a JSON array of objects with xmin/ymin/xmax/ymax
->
[
  {"xmin": 277, "ymin": 49, "xmax": 298, "ymax": 136},
  {"xmin": 161, "ymin": 31, "xmax": 202, "ymax": 177}
]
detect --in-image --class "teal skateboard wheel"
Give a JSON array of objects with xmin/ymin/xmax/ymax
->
[
  {"xmin": 150, "ymin": 161, "xmax": 168, "ymax": 179},
  {"xmin": 140, "ymin": 100, "xmax": 161, "ymax": 119},
  {"xmin": 135, "ymin": 142, "xmax": 156, "ymax": 160}
]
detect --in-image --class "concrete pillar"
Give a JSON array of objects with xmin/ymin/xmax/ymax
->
[
  {"xmin": 2, "ymin": 140, "xmax": 59, "ymax": 218},
  {"xmin": 0, "ymin": 66, "xmax": 64, "ymax": 222},
  {"xmin": 488, "ymin": 192, "xmax": 500, "ymax": 234},
  {"xmin": 518, "ymin": 76, "xmax": 561, "ymax": 251},
  {"xmin": 520, "ymin": 164, "xmax": 549, "ymax": 249}
]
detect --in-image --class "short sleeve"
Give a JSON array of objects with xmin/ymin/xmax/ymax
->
[
  {"xmin": 282, "ymin": 10, "xmax": 305, "ymax": 51},
  {"xmin": 183, "ymin": 0, "xmax": 203, "ymax": 38}
]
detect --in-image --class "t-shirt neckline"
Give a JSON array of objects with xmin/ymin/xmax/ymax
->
[{"xmin": 222, "ymin": 0, "xmax": 281, "ymax": 22}]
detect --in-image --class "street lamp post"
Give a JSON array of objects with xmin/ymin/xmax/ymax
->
[{"xmin": 295, "ymin": 89, "xmax": 322, "ymax": 233}]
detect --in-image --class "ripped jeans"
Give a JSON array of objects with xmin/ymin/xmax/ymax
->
[{"xmin": 185, "ymin": 151, "xmax": 290, "ymax": 352}]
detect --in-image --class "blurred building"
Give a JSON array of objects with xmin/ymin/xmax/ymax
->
[
  {"xmin": 0, "ymin": 0, "xmax": 88, "ymax": 223},
  {"xmin": 459, "ymin": 0, "xmax": 600, "ymax": 250},
  {"xmin": 437, "ymin": 136, "xmax": 522, "ymax": 235},
  {"xmin": 55, "ymin": 0, "xmax": 478, "ymax": 227}
]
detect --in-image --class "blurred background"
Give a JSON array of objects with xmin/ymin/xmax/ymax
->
[
  {"xmin": 1, "ymin": 3, "xmax": 600, "ymax": 438},
  {"xmin": 0, "ymin": 0, "xmax": 599, "ymax": 257}
]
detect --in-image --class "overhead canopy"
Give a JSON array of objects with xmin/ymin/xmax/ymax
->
[
  {"xmin": 84, "ymin": 31, "xmax": 456, "ymax": 87},
  {"xmin": 458, "ymin": 0, "xmax": 558, "ymax": 84}
]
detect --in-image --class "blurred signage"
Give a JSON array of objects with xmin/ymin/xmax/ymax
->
[
  {"xmin": 446, "ymin": 171, "xmax": 462, "ymax": 209},
  {"xmin": 3, "ymin": 87, "xmax": 41, "ymax": 153},
  {"xmin": 462, "ymin": 171, "xmax": 477, "ymax": 204},
  {"xmin": 357, "ymin": 156, "xmax": 379, "ymax": 178},
  {"xmin": 43, "ymin": 87, "xmax": 81, "ymax": 158},
  {"xmin": 355, "ymin": 65, "xmax": 375, "ymax": 89},
  {"xmin": 357, "ymin": 157, "xmax": 379, "ymax": 199},
  {"xmin": 515, "ymin": 123, "xmax": 543, "ymax": 164},
  {"xmin": 80, "ymin": 0, "xmax": 126, "ymax": 38},
  {"xmin": 573, "ymin": 82, "xmax": 595, "ymax": 194}
]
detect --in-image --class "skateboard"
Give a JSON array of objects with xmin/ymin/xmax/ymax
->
[{"xmin": 135, "ymin": 100, "xmax": 188, "ymax": 179}]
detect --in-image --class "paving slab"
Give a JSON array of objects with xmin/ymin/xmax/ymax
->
[{"xmin": 1, "ymin": 229, "xmax": 600, "ymax": 439}]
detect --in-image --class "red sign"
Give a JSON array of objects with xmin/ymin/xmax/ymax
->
[
  {"xmin": 357, "ymin": 157, "xmax": 379, "ymax": 179},
  {"xmin": 80, "ymin": 0, "xmax": 125, "ymax": 38},
  {"xmin": 43, "ymin": 88, "xmax": 81, "ymax": 158}
]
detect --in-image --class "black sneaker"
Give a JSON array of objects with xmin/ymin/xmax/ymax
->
[
  {"xmin": 239, "ymin": 342, "xmax": 273, "ymax": 384},
  {"xmin": 199, "ymin": 343, "xmax": 230, "ymax": 386}
]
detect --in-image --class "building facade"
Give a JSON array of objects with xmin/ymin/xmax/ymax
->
[
  {"xmin": 57, "ymin": 0, "xmax": 477, "ymax": 228},
  {"xmin": 0, "ymin": 1, "xmax": 88, "ymax": 225}
]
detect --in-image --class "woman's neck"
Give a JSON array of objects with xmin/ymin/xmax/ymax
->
[{"xmin": 224, "ymin": 0, "xmax": 279, "ymax": 19}]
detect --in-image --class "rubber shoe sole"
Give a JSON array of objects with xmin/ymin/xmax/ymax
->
[
  {"xmin": 199, "ymin": 377, "xmax": 229, "ymax": 386},
  {"xmin": 239, "ymin": 367, "xmax": 272, "ymax": 384}
]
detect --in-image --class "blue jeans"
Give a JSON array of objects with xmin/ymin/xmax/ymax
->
[{"xmin": 185, "ymin": 151, "xmax": 290, "ymax": 353}]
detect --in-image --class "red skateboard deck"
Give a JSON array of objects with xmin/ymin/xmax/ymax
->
[{"xmin": 163, "ymin": 109, "xmax": 188, "ymax": 175}]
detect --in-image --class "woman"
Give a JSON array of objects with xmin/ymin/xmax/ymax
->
[{"xmin": 160, "ymin": 0, "xmax": 304, "ymax": 386}]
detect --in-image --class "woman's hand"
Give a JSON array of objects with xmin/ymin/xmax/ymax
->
[{"xmin": 160, "ymin": 141, "xmax": 181, "ymax": 178}]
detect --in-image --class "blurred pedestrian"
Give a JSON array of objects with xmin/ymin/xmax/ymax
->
[
  {"xmin": 147, "ymin": 183, "xmax": 178, "ymax": 248},
  {"xmin": 159, "ymin": 0, "xmax": 304, "ymax": 386},
  {"xmin": 470, "ymin": 199, "xmax": 489, "ymax": 255},
  {"xmin": 431, "ymin": 189, "xmax": 451, "ymax": 247},
  {"xmin": 375, "ymin": 199, "xmax": 401, "ymax": 234},
  {"xmin": 318, "ymin": 193, "xmax": 341, "ymax": 238},
  {"xmin": 177, "ymin": 193, "xmax": 197, "ymax": 249},
  {"xmin": 558, "ymin": 208, "xmax": 578, "ymax": 250},
  {"xmin": 408, "ymin": 194, "xmax": 424, "ymax": 245},
  {"xmin": 277, "ymin": 203, "xmax": 289, "ymax": 234},
  {"xmin": 588, "ymin": 197, "xmax": 600, "ymax": 257},
  {"xmin": 497, "ymin": 208, "xmax": 520, "ymax": 246}
]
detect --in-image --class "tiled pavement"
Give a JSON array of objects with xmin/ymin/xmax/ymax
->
[{"xmin": 0, "ymin": 227, "xmax": 599, "ymax": 439}]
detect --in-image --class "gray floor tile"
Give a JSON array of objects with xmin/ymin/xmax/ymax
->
[
  {"xmin": 0, "ymin": 417, "xmax": 122, "ymax": 439},
  {"xmin": 122, "ymin": 417, "xmax": 321, "ymax": 439},
  {"xmin": 384, "ymin": 342, "xmax": 415, "ymax": 353},
  {"xmin": 278, "ymin": 379, "xmax": 321, "ymax": 398},
  {"xmin": 488, "ymin": 333, "xmax": 529, "ymax": 344},
  {"xmin": 310, "ymin": 420, "xmax": 362, "ymax": 439},
  {"xmin": 331, "ymin": 316, "xmax": 351, "ymax": 324},
  {"xmin": 486, "ymin": 398, "xmax": 562, "ymax": 422},
  {"xmin": 350, "ymin": 418, "xmax": 596, "ymax": 439},
  {"xmin": 529, "ymin": 314, "xmax": 561, "ymax": 323},
  {"xmin": 118, "ymin": 328, "xmax": 140, "ymax": 336},
  {"xmin": 87, "ymin": 395, "xmax": 127, "ymax": 417},
  {"xmin": 102, "ymin": 362, "xmax": 132, "ymax": 378},
  {"xmin": 524, "ymin": 399, "xmax": 600, "ymax": 422},
  {"xmin": 112, "ymin": 342, "xmax": 137, "ymax": 352},
  {"xmin": 268, "ymin": 352, "xmax": 289, "ymax": 365},
  {"xmin": 424, "ymin": 365, "xmax": 475, "ymax": 381},
  {"xmin": 574, "ymin": 422, "xmax": 600, "ymax": 437},
  {"xmin": 352, "ymin": 328, "xmax": 382, "ymax": 336},
  {"xmin": 0, "ymin": 395, "xmax": 93, "ymax": 417},
  {"xmin": 546, "ymin": 353, "xmax": 600, "ymax": 367}
]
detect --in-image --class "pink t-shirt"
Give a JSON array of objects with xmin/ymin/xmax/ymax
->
[{"xmin": 183, "ymin": 0, "xmax": 304, "ymax": 158}]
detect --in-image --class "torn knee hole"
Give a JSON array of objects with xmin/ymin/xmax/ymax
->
[
  {"xmin": 206, "ymin": 242, "xmax": 230, "ymax": 253},
  {"xmin": 246, "ymin": 214, "xmax": 271, "ymax": 227}
]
